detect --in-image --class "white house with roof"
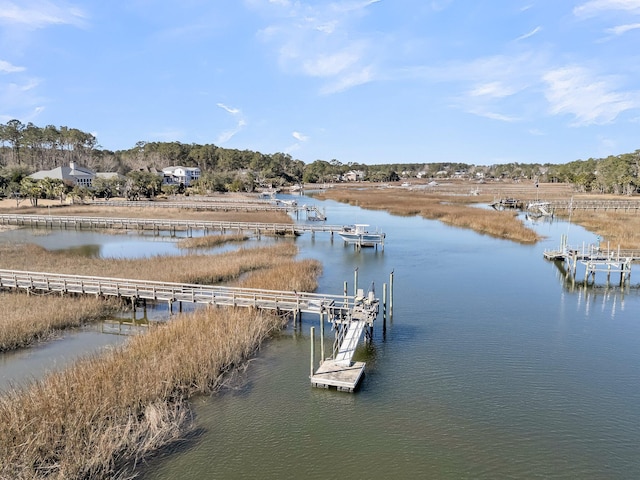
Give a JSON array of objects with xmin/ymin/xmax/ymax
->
[
  {"xmin": 343, "ymin": 170, "xmax": 365, "ymax": 182},
  {"xmin": 30, "ymin": 161, "xmax": 96, "ymax": 187},
  {"xmin": 162, "ymin": 166, "xmax": 201, "ymax": 187}
]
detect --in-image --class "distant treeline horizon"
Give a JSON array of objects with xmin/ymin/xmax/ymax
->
[{"xmin": 1, "ymin": 119, "xmax": 639, "ymax": 194}]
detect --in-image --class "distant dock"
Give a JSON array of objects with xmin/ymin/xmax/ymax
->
[{"xmin": 543, "ymin": 235, "xmax": 638, "ymax": 286}]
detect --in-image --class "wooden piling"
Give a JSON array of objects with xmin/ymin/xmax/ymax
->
[
  {"xmin": 354, "ymin": 267, "xmax": 359, "ymax": 296},
  {"xmin": 310, "ymin": 326, "xmax": 315, "ymax": 378},
  {"xmin": 320, "ymin": 311, "xmax": 325, "ymax": 361},
  {"xmin": 382, "ymin": 282, "xmax": 387, "ymax": 326},
  {"xmin": 389, "ymin": 270, "xmax": 394, "ymax": 318}
]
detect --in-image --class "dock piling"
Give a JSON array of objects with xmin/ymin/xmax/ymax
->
[{"xmin": 310, "ymin": 327, "xmax": 315, "ymax": 378}]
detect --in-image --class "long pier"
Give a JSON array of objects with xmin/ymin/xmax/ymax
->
[
  {"xmin": 0, "ymin": 269, "xmax": 374, "ymax": 321},
  {"xmin": 0, "ymin": 214, "xmax": 343, "ymax": 237}
]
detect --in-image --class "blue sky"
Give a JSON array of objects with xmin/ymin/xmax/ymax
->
[{"xmin": 1, "ymin": 0, "xmax": 639, "ymax": 165}]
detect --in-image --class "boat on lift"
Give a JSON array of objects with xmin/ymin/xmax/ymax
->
[{"xmin": 338, "ymin": 224, "xmax": 385, "ymax": 247}]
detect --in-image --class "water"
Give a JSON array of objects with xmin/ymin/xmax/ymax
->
[{"xmin": 2, "ymin": 197, "xmax": 640, "ymax": 478}]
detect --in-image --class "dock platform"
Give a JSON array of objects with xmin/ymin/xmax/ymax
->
[{"xmin": 310, "ymin": 360, "xmax": 366, "ymax": 392}]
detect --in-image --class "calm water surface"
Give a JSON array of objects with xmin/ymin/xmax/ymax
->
[{"xmin": 2, "ymin": 196, "xmax": 640, "ymax": 479}]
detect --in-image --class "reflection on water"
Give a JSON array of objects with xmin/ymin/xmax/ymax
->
[{"xmin": 2, "ymin": 197, "xmax": 640, "ymax": 479}]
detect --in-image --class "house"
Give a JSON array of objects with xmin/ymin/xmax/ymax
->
[
  {"xmin": 30, "ymin": 161, "xmax": 96, "ymax": 187},
  {"xmin": 162, "ymin": 166, "xmax": 201, "ymax": 187},
  {"xmin": 343, "ymin": 170, "xmax": 365, "ymax": 182}
]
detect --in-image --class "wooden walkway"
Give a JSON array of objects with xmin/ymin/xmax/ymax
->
[
  {"xmin": 1, "ymin": 268, "xmax": 382, "ymax": 392},
  {"xmin": 0, "ymin": 268, "xmax": 369, "ymax": 319},
  {"xmin": 0, "ymin": 214, "xmax": 344, "ymax": 237}
]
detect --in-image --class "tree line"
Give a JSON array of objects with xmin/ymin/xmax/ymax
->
[{"xmin": 1, "ymin": 119, "xmax": 640, "ymax": 197}]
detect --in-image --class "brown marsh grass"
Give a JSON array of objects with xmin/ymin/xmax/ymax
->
[
  {"xmin": 0, "ymin": 293, "xmax": 119, "ymax": 352},
  {"xmin": 0, "ymin": 242, "xmax": 299, "ymax": 285},
  {"xmin": 0, "ymin": 307, "xmax": 286, "ymax": 480},
  {"xmin": 176, "ymin": 232, "xmax": 249, "ymax": 249},
  {"xmin": 317, "ymin": 186, "xmax": 541, "ymax": 243},
  {"xmin": 238, "ymin": 258, "xmax": 322, "ymax": 291},
  {"xmin": 560, "ymin": 210, "xmax": 640, "ymax": 249}
]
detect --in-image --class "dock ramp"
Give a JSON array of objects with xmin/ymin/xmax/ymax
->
[{"xmin": 333, "ymin": 320, "xmax": 367, "ymax": 366}]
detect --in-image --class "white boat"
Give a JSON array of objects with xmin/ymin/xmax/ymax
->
[{"xmin": 338, "ymin": 224, "xmax": 385, "ymax": 247}]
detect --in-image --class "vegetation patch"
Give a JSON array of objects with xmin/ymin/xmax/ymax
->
[
  {"xmin": 176, "ymin": 233, "xmax": 249, "ymax": 249},
  {"xmin": 317, "ymin": 187, "xmax": 541, "ymax": 244},
  {"xmin": 0, "ymin": 293, "xmax": 119, "ymax": 352}
]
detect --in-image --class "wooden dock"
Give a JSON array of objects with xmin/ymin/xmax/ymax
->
[
  {"xmin": 0, "ymin": 268, "xmax": 367, "ymax": 320},
  {"xmin": 308, "ymin": 288, "xmax": 382, "ymax": 393},
  {"xmin": 543, "ymin": 235, "xmax": 636, "ymax": 286},
  {"xmin": 0, "ymin": 214, "xmax": 353, "ymax": 238},
  {"xmin": 310, "ymin": 360, "xmax": 366, "ymax": 392}
]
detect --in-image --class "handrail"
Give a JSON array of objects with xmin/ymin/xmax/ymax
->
[{"xmin": 0, "ymin": 268, "xmax": 359, "ymax": 314}]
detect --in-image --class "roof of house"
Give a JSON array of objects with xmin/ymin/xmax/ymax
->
[{"xmin": 30, "ymin": 164, "xmax": 95, "ymax": 181}]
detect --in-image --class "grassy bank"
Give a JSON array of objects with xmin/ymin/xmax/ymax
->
[
  {"xmin": 0, "ymin": 293, "xmax": 120, "ymax": 352},
  {"xmin": 557, "ymin": 210, "xmax": 640, "ymax": 249},
  {"xmin": 317, "ymin": 186, "xmax": 540, "ymax": 243},
  {"xmin": 0, "ymin": 307, "xmax": 285, "ymax": 479},
  {"xmin": 176, "ymin": 232, "xmax": 249, "ymax": 249}
]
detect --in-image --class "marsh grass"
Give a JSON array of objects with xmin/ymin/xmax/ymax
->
[
  {"xmin": 176, "ymin": 233, "xmax": 249, "ymax": 249},
  {"xmin": 318, "ymin": 187, "xmax": 540, "ymax": 243},
  {"xmin": 560, "ymin": 210, "xmax": 640, "ymax": 249},
  {"xmin": 0, "ymin": 307, "xmax": 286, "ymax": 480},
  {"xmin": 0, "ymin": 293, "xmax": 120, "ymax": 352},
  {"xmin": 0, "ymin": 242, "xmax": 299, "ymax": 285},
  {"xmin": 237, "ymin": 258, "xmax": 322, "ymax": 291}
]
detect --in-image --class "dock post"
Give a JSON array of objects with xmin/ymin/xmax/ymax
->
[
  {"xmin": 354, "ymin": 267, "xmax": 359, "ymax": 296},
  {"xmin": 320, "ymin": 311, "xmax": 325, "ymax": 361},
  {"xmin": 383, "ymin": 282, "xmax": 387, "ymax": 326},
  {"xmin": 389, "ymin": 270, "xmax": 394, "ymax": 318},
  {"xmin": 310, "ymin": 327, "xmax": 315, "ymax": 378}
]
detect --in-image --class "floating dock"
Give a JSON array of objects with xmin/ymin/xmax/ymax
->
[{"xmin": 310, "ymin": 360, "xmax": 366, "ymax": 392}]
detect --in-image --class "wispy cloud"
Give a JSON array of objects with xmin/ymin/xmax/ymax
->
[
  {"xmin": 515, "ymin": 26, "xmax": 542, "ymax": 41},
  {"xmin": 0, "ymin": 77, "xmax": 43, "ymax": 122},
  {"xmin": 216, "ymin": 103, "xmax": 246, "ymax": 143},
  {"xmin": 292, "ymin": 131, "xmax": 309, "ymax": 142},
  {"xmin": 0, "ymin": 60, "xmax": 25, "ymax": 73},
  {"xmin": 422, "ymin": 51, "xmax": 547, "ymax": 122},
  {"xmin": 542, "ymin": 65, "xmax": 640, "ymax": 125},
  {"xmin": 573, "ymin": 0, "xmax": 640, "ymax": 18},
  {"xmin": 606, "ymin": 22, "xmax": 640, "ymax": 35},
  {"xmin": 253, "ymin": 0, "xmax": 380, "ymax": 94},
  {"xmin": 0, "ymin": 0, "xmax": 87, "ymax": 29}
]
